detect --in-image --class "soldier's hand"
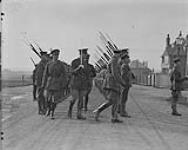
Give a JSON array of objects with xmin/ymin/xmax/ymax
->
[{"xmin": 79, "ymin": 65, "xmax": 84, "ymax": 69}]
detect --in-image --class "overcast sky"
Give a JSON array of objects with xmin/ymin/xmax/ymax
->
[{"xmin": 2, "ymin": 0, "xmax": 188, "ymax": 71}]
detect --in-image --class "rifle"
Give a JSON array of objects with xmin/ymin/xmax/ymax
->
[
  {"xmin": 105, "ymin": 33, "xmax": 119, "ymax": 50},
  {"xmin": 29, "ymin": 43, "xmax": 41, "ymax": 58},
  {"xmin": 99, "ymin": 32, "xmax": 115, "ymax": 55},
  {"xmin": 96, "ymin": 45, "xmax": 111, "ymax": 61},
  {"xmin": 22, "ymin": 35, "xmax": 41, "ymax": 58},
  {"xmin": 95, "ymin": 49, "xmax": 108, "ymax": 64},
  {"xmin": 34, "ymin": 41, "xmax": 43, "ymax": 53},
  {"xmin": 30, "ymin": 57, "xmax": 36, "ymax": 66},
  {"xmin": 94, "ymin": 54, "xmax": 104, "ymax": 67}
]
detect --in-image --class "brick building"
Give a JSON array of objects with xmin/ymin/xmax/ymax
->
[
  {"xmin": 161, "ymin": 31, "xmax": 188, "ymax": 76},
  {"xmin": 130, "ymin": 60, "xmax": 152, "ymax": 85}
]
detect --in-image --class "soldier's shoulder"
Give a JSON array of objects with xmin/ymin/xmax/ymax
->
[
  {"xmin": 71, "ymin": 58, "xmax": 79, "ymax": 63},
  {"xmin": 47, "ymin": 60, "xmax": 53, "ymax": 65},
  {"xmin": 57, "ymin": 60, "xmax": 65, "ymax": 64},
  {"xmin": 71, "ymin": 58, "xmax": 80, "ymax": 66}
]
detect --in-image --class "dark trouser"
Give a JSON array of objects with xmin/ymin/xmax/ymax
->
[
  {"xmin": 46, "ymin": 90, "xmax": 61, "ymax": 118},
  {"xmin": 96, "ymin": 90, "xmax": 119, "ymax": 119},
  {"xmin": 83, "ymin": 87, "xmax": 92, "ymax": 111},
  {"xmin": 171, "ymin": 90, "xmax": 180, "ymax": 112},
  {"xmin": 37, "ymin": 87, "xmax": 46, "ymax": 114},
  {"xmin": 33, "ymin": 85, "xmax": 37, "ymax": 100},
  {"xmin": 119, "ymin": 87, "xmax": 129, "ymax": 114},
  {"xmin": 68, "ymin": 89, "xmax": 87, "ymax": 118}
]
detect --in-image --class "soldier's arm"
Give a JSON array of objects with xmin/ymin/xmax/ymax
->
[
  {"xmin": 111, "ymin": 56, "xmax": 125, "ymax": 86},
  {"xmin": 120, "ymin": 64, "xmax": 129, "ymax": 85},
  {"xmin": 174, "ymin": 69, "xmax": 186, "ymax": 82},
  {"xmin": 90, "ymin": 65, "xmax": 96, "ymax": 78},
  {"xmin": 41, "ymin": 63, "xmax": 49, "ymax": 88},
  {"xmin": 60, "ymin": 62, "xmax": 68, "ymax": 85},
  {"xmin": 71, "ymin": 59, "xmax": 82, "ymax": 75}
]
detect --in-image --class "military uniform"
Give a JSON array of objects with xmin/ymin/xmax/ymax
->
[
  {"xmin": 42, "ymin": 49, "xmax": 67, "ymax": 119},
  {"xmin": 119, "ymin": 63, "xmax": 132, "ymax": 117},
  {"xmin": 170, "ymin": 57, "xmax": 187, "ymax": 116},
  {"xmin": 35, "ymin": 52, "xmax": 49, "ymax": 114},
  {"xmin": 83, "ymin": 56, "xmax": 96, "ymax": 111},
  {"xmin": 94, "ymin": 68, "xmax": 107, "ymax": 95},
  {"xmin": 119, "ymin": 49, "xmax": 132, "ymax": 117},
  {"xmin": 94, "ymin": 51, "xmax": 124, "ymax": 123},
  {"xmin": 68, "ymin": 48, "xmax": 91, "ymax": 119}
]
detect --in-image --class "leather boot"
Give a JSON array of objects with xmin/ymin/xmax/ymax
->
[
  {"xmin": 171, "ymin": 105, "xmax": 182, "ymax": 116},
  {"xmin": 93, "ymin": 109, "xmax": 100, "ymax": 121},
  {"xmin": 68, "ymin": 102, "xmax": 73, "ymax": 118},
  {"xmin": 77, "ymin": 109, "xmax": 86, "ymax": 120}
]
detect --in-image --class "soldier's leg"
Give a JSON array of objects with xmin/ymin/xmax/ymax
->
[
  {"xmin": 33, "ymin": 85, "xmax": 37, "ymax": 100},
  {"xmin": 111, "ymin": 94, "xmax": 123, "ymax": 123},
  {"xmin": 84, "ymin": 94, "xmax": 89, "ymax": 111},
  {"xmin": 51, "ymin": 95, "xmax": 56, "ymax": 119},
  {"xmin": 68, "ymin": 89, "xmax": 77, "ymax": 118},
  {"xmin": 111, "ymin": 103, "xmax": 118, "ymax": 121},
  {"xmin": 37, "ymin": 88, "xmax": 43, "ymax": 114},
  {"xmin": 93, "ymin": 101, "xmax": 112, "ymax": 121},
  {"xmin": 37, "ymin": 100, "xmax": 42, "ymax": 114},
  {"xmin": 77, "ymin": 90, "xmax": 86, "ymax": 120},
  {"xmin": 46, "ymin": 91, "xmax": 52, "ymax": 117},
  {"xmin": 40, "ymin": 94, "xmax": 46, "ymax": 115},
  {"xmin": 171, "ymin": 91, "xmax": 181, "ymax": 116},
  {"xmin": 120, "ymin": 88, "xmax": 130, "ymax": 117}
]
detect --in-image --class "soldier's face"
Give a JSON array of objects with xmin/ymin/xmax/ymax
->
[
  {"xmin": 41, "ymin": 55, "xmax": 47, "ymax": 60},
  {"xmin": 122, "ymin": 57, "xmax": 130, "ymax": 64},
  {"xmin": 53, "ymin": 53, "xmax": 59, "ymax": 60}
]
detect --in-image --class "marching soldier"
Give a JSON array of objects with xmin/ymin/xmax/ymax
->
[
  {"xmin": 35, "ymin": 51, "xmax": 49, "ymax": 114},
  {"xmin": 170, "ymin": 57, "xmax": 188, "ymax": 116},
  {"xmin": 93, "ymin": 49, "xmax": 124, "ymax": 123},
  {"xmin": 119, "ymin": 49, "xmax": 132, "ymax": 117},
  {"xmin": 41, "ymin": 49, "xmax": 68, "ymax": 119},
  {"xmin": 68, "ymin": 48, "xmax": 91, "ymax": 120},
  {"xmin": 83, "ymin": 54, "xmax": 96, "ymax": 111}
]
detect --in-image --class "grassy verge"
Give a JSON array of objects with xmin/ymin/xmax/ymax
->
[{"xmin": 2, "ymin": 79, "xmax": 33, "ymax": 88}]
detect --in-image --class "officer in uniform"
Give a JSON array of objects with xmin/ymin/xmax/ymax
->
[
  {"xmin": 170, "ymin": 57, "xmax": 187, "ymax": 116},
  {"xmin": 119, "ymin": 49, "xmax": 132, "ymax": 117},
  {"xmin": 93, "ymin": 49, "xmax": 124, "ymax": 123},
  {"xmin": 83, "ymin": 54, "xmax": 96, "ymax": 112},
  {"xmin": 35, "ymin": 51, "xmax": 49, "ymax": 114},
  {"xmin": 41, "ymin": 49, "xmax": 67, "ymax": 119},
  {"xmin": 68, "ymin": 48, "xmax": 91, "ymax": 120}
]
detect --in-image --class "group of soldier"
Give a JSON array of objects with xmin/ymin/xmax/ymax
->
[
  {"xmin": 32, "ymin": 48, "xmax": 96, "ymax": 120},
  {"xmin": 32, "ymin": 45, "xmax": 186, "ymax": 122},
  {"xmin": 94, "ymin": 48, "xmax": 133, "ymax": 123}
]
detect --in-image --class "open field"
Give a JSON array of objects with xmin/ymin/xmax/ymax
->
[
  {"xmin": 2, "ymin": 79, "xmax": 32, "ymax": 88},
  {"xmin": 1, "ymin": 70, "xmax": 33, "ymax": 88}
]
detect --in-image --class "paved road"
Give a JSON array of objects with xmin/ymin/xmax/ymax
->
[{"xmin": 1, "ymin": 85, "xmax": 188, "ymax": 150}]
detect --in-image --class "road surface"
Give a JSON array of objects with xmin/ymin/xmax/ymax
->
[{"xmin": 1, "ymin": 85, "xmax": 188, "ymax": 150}]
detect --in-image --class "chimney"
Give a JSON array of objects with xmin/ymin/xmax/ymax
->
[{"xmin": 166, "ymin": 34, "xmax": 170, "ymax": 47}]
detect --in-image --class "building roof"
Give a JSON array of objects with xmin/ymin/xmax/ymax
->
[{"xmin": 162, "ymin": 32, "xmax": 188, "ymax": 57}]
